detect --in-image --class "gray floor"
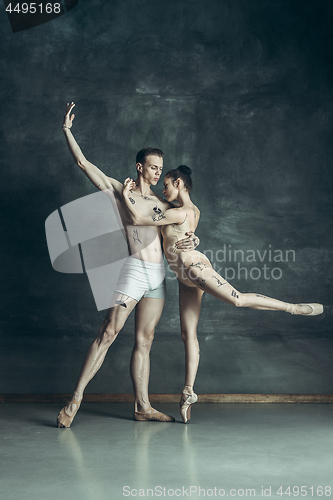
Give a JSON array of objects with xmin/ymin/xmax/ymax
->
[{"xmin": 1, "ymin": 403, "xmax": 332, "ymax": 500}]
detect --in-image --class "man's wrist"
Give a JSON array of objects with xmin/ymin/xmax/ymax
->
[
  {"xmin": 62, "ymin": 125, "xmax": 71, "ymax": 130},
  {"xmin": 192, "ymin": 236, "xmax": 200, "ymax": 248}
]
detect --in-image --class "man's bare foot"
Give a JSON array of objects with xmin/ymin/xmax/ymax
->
[
  {"xmin": 134, "ymin": 407, "xmax": 175, "ymax": 422},
  {"xmin": 57, "ymin": 399, "xmax": 81, "ymax": 428}
]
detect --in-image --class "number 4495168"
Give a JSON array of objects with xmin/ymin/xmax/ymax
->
[
  {"xmin": 5, "ymin": 3, "xmax": 62, "ymax": 14},
  {"xmin": 277, "ymin": 486, "xmax": 332, "ymax": 496}
]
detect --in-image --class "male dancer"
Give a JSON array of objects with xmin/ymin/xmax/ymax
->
[{"xmin": 57, "ymin": 103, "xmax": 199, "ymax": 427}]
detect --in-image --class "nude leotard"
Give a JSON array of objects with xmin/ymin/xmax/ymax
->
[{"xmin": 161, "ymin": 215, "xmax": 210, "ymax": 287}]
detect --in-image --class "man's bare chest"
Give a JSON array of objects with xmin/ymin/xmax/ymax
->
[{"xmin": 128, "ymin": 191, "xmax": 167, "ymax": 217}]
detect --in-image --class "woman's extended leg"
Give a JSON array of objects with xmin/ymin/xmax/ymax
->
[
  {"xmin": 182, "ymin": 257, "xmax": 323, "ymax": 315},
  {"xmin": 178, "ymin": 281, "xmax": 204, "ymax": 423}
]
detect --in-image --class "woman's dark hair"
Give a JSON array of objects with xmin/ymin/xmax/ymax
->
[{"xmin": 166, "ymin": 165, "xmax": 192, "ymax": 192}]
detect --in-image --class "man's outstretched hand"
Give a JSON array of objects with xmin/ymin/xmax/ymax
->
[{"xmin": 63, "ymin": 102, "xmax": 75, "ymax": 129}]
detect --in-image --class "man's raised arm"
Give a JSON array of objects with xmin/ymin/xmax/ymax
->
[{"xmin": 62, "ymin": 102, "xmax": 120, "ymax": 191}]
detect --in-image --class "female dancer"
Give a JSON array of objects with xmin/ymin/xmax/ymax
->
[{"xmin": 122, "ymin": 166, "xmax": 323, "ymax": 423}]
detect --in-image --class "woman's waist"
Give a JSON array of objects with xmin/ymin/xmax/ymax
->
[
  {"xmin": 162, "ymin": 231, "xmax": 188, "ymax": 246},
  {"xmin": 162, "ymin": 236, "xmax": 185, "ymax": 257},
  {"xmin": 163, "ymin": 244, "xmax": 209, "ymax": 263},
  {"xmin": 163, "ymin": 245, "xmax": 206, "ymax": 262}
]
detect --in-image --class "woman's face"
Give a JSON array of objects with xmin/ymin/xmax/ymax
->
[{"xmin": 163, "ymin": 176, "xmax": 178, "ymax": 201}]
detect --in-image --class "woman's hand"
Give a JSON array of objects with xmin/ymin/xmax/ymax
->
[
  {"xmin": 63, "ymin": 102, "xmax": 75, "ymax": 130},
  {"xmin": 123, "ymin": 177, "xmax": 136, "ymax": 197}
]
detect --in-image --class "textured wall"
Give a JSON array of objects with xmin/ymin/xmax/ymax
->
[{"xmin": 1, "ymin": 0, "xmax": 333, "ymax": 394}]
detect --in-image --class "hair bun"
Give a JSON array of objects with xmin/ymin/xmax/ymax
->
[{"xmin": 178, "ymin": 165, "xmax": 192, "ymax": 176}]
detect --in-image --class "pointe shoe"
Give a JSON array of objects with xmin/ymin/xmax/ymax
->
[
  {"xmin": 57, "ymin": 399, "xmax": 82, "ymax": 428},
  {"xmin": 180, "ymin": 392, "xmax": 198, "ymax": 424},
  {"xmin": 287, "ymin": 303, "xmax": 324, "ymax": 316},
  {"xmin": 134, "ymin": 407, "xmax": 175, "ymax": 422}
]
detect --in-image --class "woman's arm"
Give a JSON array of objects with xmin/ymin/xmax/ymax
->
[
  {"xmin": 123, "ymin": 178, "xmax": 186, "ymax": 226},
  {"xmin": 62, "ymin": 102, "xmax": 119, "ymax": 191}
]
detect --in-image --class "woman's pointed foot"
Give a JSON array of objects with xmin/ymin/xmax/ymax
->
[
  {"xmin": 286, "ymin": 303, "xmax": 323, "ymax": 316},
  {"xmin": 180, "ymin": 392, "xmax": 198, "ymax": 424},
  {"xmin": 57, "ymin": 399, "xmax": 82, "ymax": 428}
]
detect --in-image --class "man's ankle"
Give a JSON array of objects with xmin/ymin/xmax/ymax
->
[{"xmin": 135, "ymin": 399, "xmax": 151, "ymax": 412}]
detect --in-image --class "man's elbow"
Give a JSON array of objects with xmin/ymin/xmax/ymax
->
[
  {"xmin": 129, "ymin": 213, "xmax": 142, "ymax": 225},
  {"xmin": 77, "ymin": 158, "xmax": 87, "ymax": 171},
  {"xmin": 133, "ymin": 216, "xmax": 142, "ymax": 225}
]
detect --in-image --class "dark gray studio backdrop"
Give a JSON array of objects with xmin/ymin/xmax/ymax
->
[{"xmin": 1, "ymin": 0, "xmax": 332, "ymax": 395}]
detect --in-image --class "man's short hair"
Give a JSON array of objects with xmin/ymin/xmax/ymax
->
[{"xmin": 136, "ymin": 147, "xmax": 164, "ymax": 165}]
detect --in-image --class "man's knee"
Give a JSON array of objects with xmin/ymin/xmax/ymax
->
[{"xmin": 98, "ymin": 325, "xmax": 119, "ymax": 346}]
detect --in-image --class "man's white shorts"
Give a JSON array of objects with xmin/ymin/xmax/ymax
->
[{"xmin": 115, "ymin": 256, "xmax": 166, "ymax": 302}]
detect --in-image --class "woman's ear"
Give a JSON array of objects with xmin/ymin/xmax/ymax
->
[{"xmin": 174, "ymin": 178, "xmax": 181, "ymax": 188}]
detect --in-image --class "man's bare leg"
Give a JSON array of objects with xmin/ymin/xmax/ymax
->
[
  {"xmin": 130, "ymin": 297, "xmax": 175, "ymax": 422},
  {"xmin": 57, "ymin": 294, "xmax": 137, "ymax": 427}
]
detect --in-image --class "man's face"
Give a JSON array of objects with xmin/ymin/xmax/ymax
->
[{"xmin": 138, "ymin": 155, "xmax": 163, "ymax": 186}]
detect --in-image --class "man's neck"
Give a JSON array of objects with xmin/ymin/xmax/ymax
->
[{"xmin": 133, "ymin": 176, "xmax": 153, "ymax": 197}]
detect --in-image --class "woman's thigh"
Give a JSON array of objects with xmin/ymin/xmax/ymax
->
[{"xmin": 181, "ymin": 254, "xmax": 240, "ymax": 305}]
